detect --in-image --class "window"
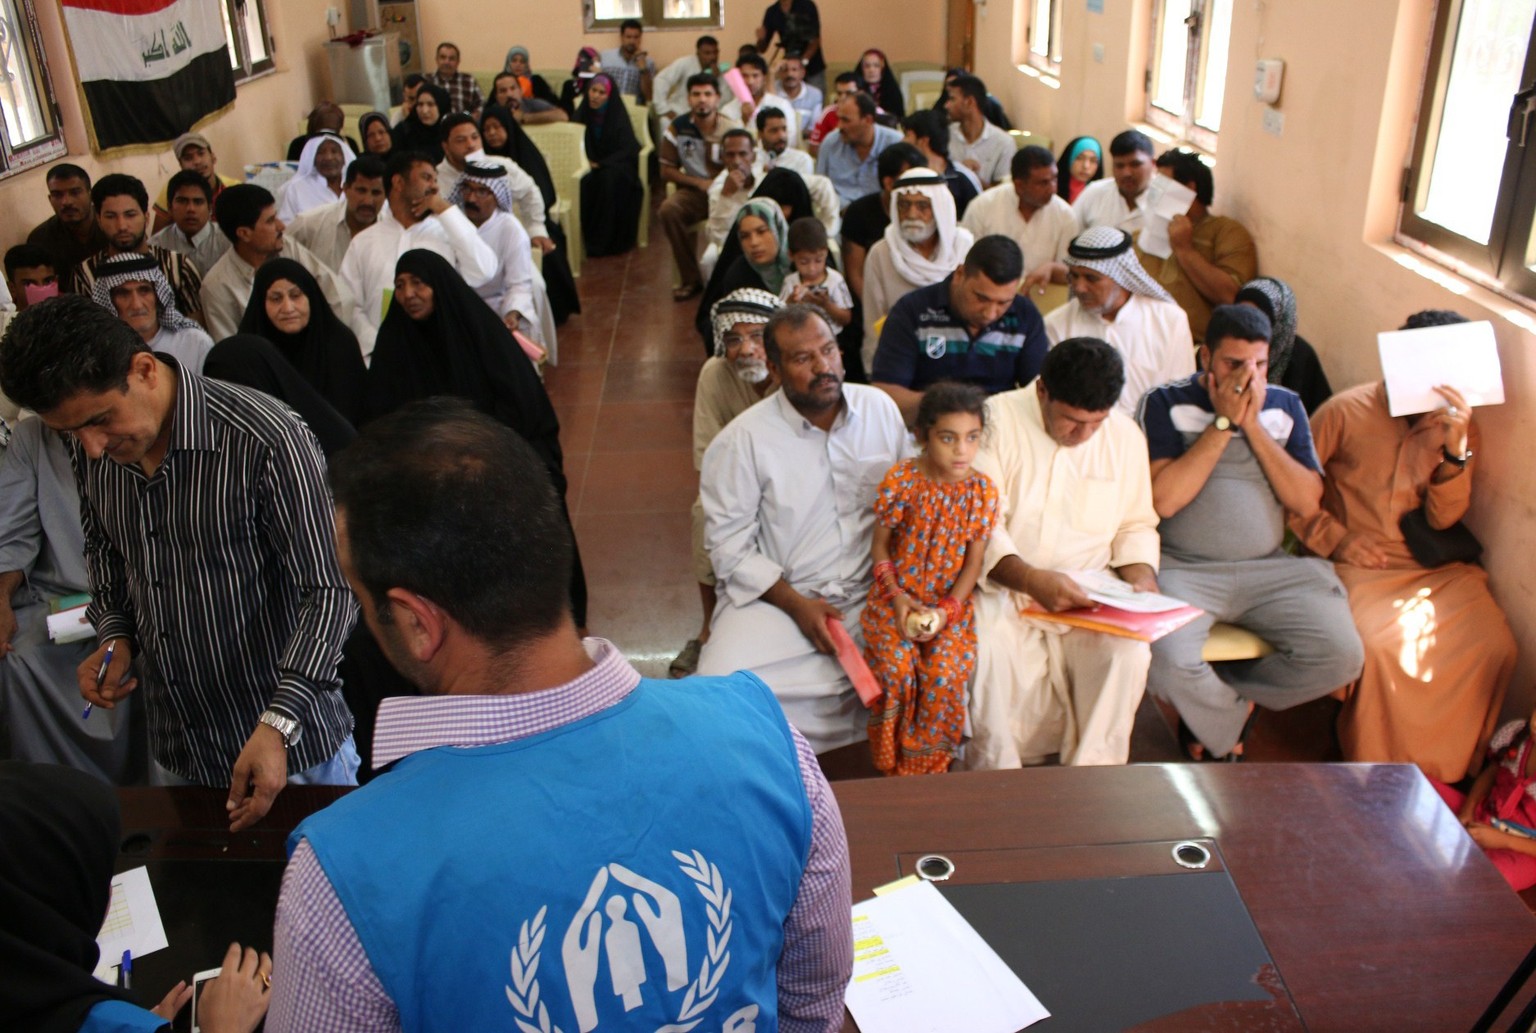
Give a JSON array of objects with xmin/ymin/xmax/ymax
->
[
  {"xmin": 1144, "ymin": 0, "xmax": 1232, "ymax": 151},
  {"xmin": 0, "ymin": 0, "xmax": 64, "ymax": 178},
  {"xmin": 585, "ymin": 0, "xmax": 721, "ymax": 31},
  {"xmin": 219, "ymin": 0, "xmax": 273, "ymax": 81},
  {"xmin": 1025, "ymin": 0, "xmax": 1062, "ymax": 76},
  {"xmin": 1399, "ymin": 0, "xmax": 1536, "ymax": 303}
]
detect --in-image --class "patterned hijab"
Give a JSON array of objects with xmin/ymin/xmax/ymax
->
[
  {"xmin": 449, "ymin": 161, "xmax": 514, "ymax": 213},
  {"xmin": 731, "ymin": 199, "xmax": 793, "ymax": 295},
  {"xmin": 89, "ymin": 254, "xmax": 201, "ymax": 332},
  {"xmin": 1235, "ymin": 276, "xmax": 1298, "ymax": 381},
  {"xmin": 1065, "ymin": 226, "xmax": 1173, "ymax": 301},
  {"xmin": 710, "ymin": 287, "xmax": 783, "ymax": 356}
]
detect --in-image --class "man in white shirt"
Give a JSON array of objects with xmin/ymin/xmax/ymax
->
[
  {"xmin": 1044, "ymin": 226, "xmax": 1194, "ymax": 418},
  {"xmin": 654, "ymin": 35, "xmax": 722, "ymax": 122},
  {"xmin": 147, "ymin": 169, "xmax": 230, "ymax": 277},
  {"xmin": 961, "ymin": 146, "xmax": 1079, "ymax": 291},
  {"xmin": 201, "ymin": 184, "xmax": 355, "ymax": 341},
  {"xmin": 450, "ymin": 161, "xmax": 545, "ymax": 345},
  {"xmin": 285, "ymin": 156, "xmax": 386, "ymax": 274},
  {"xmin": 726, "ymin": 54, "xmax": 799, "ymax": 146},
  {"xmin": 967, "ymin": 337, "xmax": 1161, "ymax": 768},
  {"xmin": 705, "ymin": 130, "xmax": 761, "ymax": 254},
  {"xmin": 754, "ymin": 108, "xmax": 814, "ymax": 177},
  {"xmin": 435, "ymin": 115, "xmax": 555, "ymax": 254},
  {"xmin": 1072, "ymin": 129, "xmax": 1155, "ymax": 233},
  {"xmin": 777, "ymin": 52, "xmax": 823, "ymax": 141},
  {"xmin": 945, "ymin": 74, "xmax": 1014, "ymax": 188},
  {"xmin": 339, "ymin": 152, "xmax": 498, "ymax": 362},
  {"xmin": 698, "ymin": 304, "xmax": 910, "ymax": 762}
]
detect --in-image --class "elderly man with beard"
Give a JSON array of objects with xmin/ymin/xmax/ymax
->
[
  {"xmin": 671, "ymin": 289, "xmax": 783, "ymax": 677},
  {"xmin": 698, "ymin": 304, "xmax": 910, "ymax": 768},
  {"xmin": 1046, "ymin": 226, "xmax": 1193, "ymax": 417},
  {"xmin": 860, "ymin": 168, "xmax": 975, "ymax": 369},
  {"xmin": 451, "ymin": 161, "xmax": 559, "ymax": 350},
  {"xmin": 92, "ymin": 255, "xmax": 214, "ymax": 374},
  {"xmin": 286, "ymin": 156, "xmax": 387, "ymax": 273}
]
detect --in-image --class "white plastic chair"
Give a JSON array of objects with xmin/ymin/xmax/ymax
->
[{"xmin": 523, "ymin": 123, "xmax": 590, "ymax": 277}]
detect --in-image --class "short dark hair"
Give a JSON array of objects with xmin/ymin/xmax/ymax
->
[
  {"xmin": 1040, "ymin": 337, "xmax": 1125, "ymax": 413},
  {"xmin": 877, "ymin": 142, "xmax": 926, "ymax": 184},
  {"xmin": 1205, "ymin": 304, "xmax": 1271, "ymax": 352},
  {"xmin": 963, "ymin": 235, "xmax": 1025, "ymax": 285},
  {"xmin": 404, "ymin": 73, "xmax": 425, "ymax": 90},
  {"xmin": 685, "ymin": 72, "xmax": 719, "ymax": 93},
  {"xmin": 764, "ymin": 303, "xmax": 835, "ymax": 364},
  {"xmin": 345, "ymin": 154, "xmax": 387, "ymax": 186},
  {"xmin": 735, "ymin": 54, "xmax": 768, "ymax": 75},
  {"xmin": 840, "ymin": 91, "xmax": 878, "ymax": 120},
  {"xmin": 786, "ymin": 216, "xmax": 827, "ymax": 253},
  {"xmin": 902, "ymin": 110, "xmax": 950, "ymax": 155},
  {"xmin": 696, "ymin": 34, "xmax": 718, "ymax": 48},
  {"xmin": 436, "ymin": 41, "xmax": 460, "ymax": 57},
  {"xmin": 0, "ymin": 295, "xmax": 149, "ymax": 413},
  {"xmin": 492, "ymin": 71, "xmax": 517, "ymax": 94},
  {"xmin": 620, "ymin": 17, "xmax": 642, "ymax": 33},
  {"xmin": 915, "ymin": 381, "xmax": 988, "ymax": 438},
  {"xmin": 1156, "ymin": 148, "xmax": 1213, "ymax": 205},
  {"xmin": 1109, "ymin": 129, "xmax": 1154, "ymax": 159},
  {"xmin": 90, "ymin": 174, "xmax": 148, "ymax": 214},
  {"xmin": 213, "ymin": 183, "xmax": 276, "ymax": 243},
  {"xmin": 166, "ymin": 168, "xmax": 213, "ymax": 205},
  {"xmin": 782, "ymin": 50, "xmax": 804, "ymax": 63},
  {"xmin": 755, "ymin": 107, "xmax": 786, "ymax": 132},
  {"xmin": 331, "ymin": 399, "xmax": 572, "ymax": 645},
  {"xmin": 722, "ymin": 127, "xmax": 754, "ymax": 149},
  {"xmin": 834, "ymin": 71, "xmax": 860, "ymax": 87},
  {"xmin": 948, "ymin": 73, "xmax": 988, "ymax": 105},
  {"xmin": 45, "ymin": 163, "xmax": 91, "ymax": 189},
  {"xmin": 1011, "ymin": 145, "xmax": 1056, "ymax": 180},
  {"xmin": 4, "ymin": 244, "xmax": 54, "ymax": 279},
  {"xmin": 1401, "ymin": 309, "xmax": 1469, "ymax": 330},
  {"xmin": 384, "ymin": 151, "xmax": 432, "ymax": 195}
]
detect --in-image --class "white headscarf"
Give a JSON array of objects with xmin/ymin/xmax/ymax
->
[
  {"xmin": 882, "ymin": 168, "xmax": 974, "ymax": 287},
  {"xmin": 277, "ymin": 132, "xmax": 356, "ymax": 223},
  {"xmin": 1065, "ymin": 226, "xmax": 1174, "ymax": 301},
  {"xmin": 449, "ymin": 161, "xmax": 514, "ymax": 214}
]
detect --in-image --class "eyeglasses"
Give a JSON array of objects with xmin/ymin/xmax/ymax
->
[{"xmin": 722, "ymin": 330, "xmax": 766, "ymax": 347}]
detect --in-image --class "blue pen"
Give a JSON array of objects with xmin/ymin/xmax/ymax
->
[
  {"xmin": 118, "ymin": 948, "xmax": 132, "ymax": 989},
  {"xmin": 84, "ymin": 641, "xmax": 116, "ymax": 720}
]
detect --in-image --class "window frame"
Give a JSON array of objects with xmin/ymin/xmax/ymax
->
[
  {"xmin": 584, "ymin": 0, "xmax": 723, "ymax": 32},
  {"xmin": 221, "ymin": 0, "xmax": 275, "ymax": 82},
  {"xmin": 1024, "ymin": 0, "xmax": 1063, "ymax": 77},
  {"xmin": 0, "ymin": 0, "xmax": 65, "ymax": 180},
  {"xmin": 1143, "ymin": 0, "xmax": 1227, "ymax": 152},
  {"xmin": 1397, "ymin": 0, "xmax": 1536, "ymax": 304}
]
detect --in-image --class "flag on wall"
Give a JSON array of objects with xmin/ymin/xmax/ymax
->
[{"xmin": 61, "ymin": 0, "xmax": 237, "ymax": 151}]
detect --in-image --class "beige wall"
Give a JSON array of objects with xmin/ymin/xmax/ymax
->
[{"xmin": 976, "ymin": 0, "xmax": 1536, "ymax": 710}]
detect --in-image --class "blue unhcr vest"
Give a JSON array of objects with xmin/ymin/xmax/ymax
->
[{"xmin": 293, "ymin": 673, "xmax": 812, "ymax": 1033}]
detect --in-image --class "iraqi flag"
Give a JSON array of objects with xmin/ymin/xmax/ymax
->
[{"xmin": 62, "ymin": 0, "xmax": 236, "ymax": 150}]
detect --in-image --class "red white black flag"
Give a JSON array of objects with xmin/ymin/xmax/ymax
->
[{"xmin": 61, "ymin": 0, "xmax": 236, "ymax": 150}]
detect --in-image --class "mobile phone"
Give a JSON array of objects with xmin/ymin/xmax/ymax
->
[{"xmin": 190, "ymin": 967, "xmax": 221, "ymax": 1032}]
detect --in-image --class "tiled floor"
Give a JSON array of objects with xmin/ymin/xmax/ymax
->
[{"xmin": 543, "ymin": 242, "xmax": 1339, "ymax": 768}]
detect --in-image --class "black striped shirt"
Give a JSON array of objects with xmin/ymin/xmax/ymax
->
[{"xmin": 73, "ymin": 358, "xmax": 356, "ymax": 784}]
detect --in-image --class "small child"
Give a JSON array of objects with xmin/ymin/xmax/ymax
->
[
  {"xmin": 861, "ymin": 382, "xmax": 998, "ymax": 775},
  {"xmin": 780, "ymin": 217, "xmax": 853, "ymax": 328},
  {"xmin": 1435, "ymin": 709, "xmax": 1536, "ymax": 891}
]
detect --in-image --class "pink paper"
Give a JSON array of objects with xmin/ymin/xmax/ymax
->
[
  {"xmin": 826, "ymin": 616, "xmax": 882, "ymax": 707},
  {"xmin": 721, "ymin": 67, "xmax": 753, "ymax": 107}
]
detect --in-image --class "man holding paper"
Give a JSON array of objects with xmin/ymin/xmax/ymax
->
[
  {"xmin": 1135, "ymin": 149, "xmax": 1257, "ymax": 344},
  {"xmin": 1291, "ymin": 310, "xmax": 1515, "ymax": 783},
  {"xmin": 966, "ymin": 337, "xmax": 1162, "ymax": 769},
  {"xmin": 1138, "ymin": 304, "xmax": 1363, "ymax": 762}
]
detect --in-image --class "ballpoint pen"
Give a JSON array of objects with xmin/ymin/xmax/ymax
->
[{"xmin": 84, "ymin": 640, "xmax": 116, "ymax": 720}]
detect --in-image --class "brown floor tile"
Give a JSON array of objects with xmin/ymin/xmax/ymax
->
[
  {"xmin": 562, "ymin": 452, "xmax": 589, "ymax": 516},
  {"xmin": 580, "ymin": 449, "xmax": 697, "ymax": 514},
  {"xmin": 574, "ymin": 510, "xmax": 693, "ymax": 591},
  {"xmin": 557, "ymin": 403, "xmax": 600, "ymax": 456},
  {"xmin": 590, "ymin": 400, "xmax": 693, "ymax": 453},
  {"xmin": 608, "ymin": 321, "xmax": 709, "ymax": 363},
  {"xmin": 601, "ymin": 359, "xmax": 704, "ymax": 405},
  {"xmin": 545, "ymin": 363, "xmax": 607, "ymax": 408},
  {"xmin": 586, "ymin": 582, "xmax": 699, "ymax": 679}
]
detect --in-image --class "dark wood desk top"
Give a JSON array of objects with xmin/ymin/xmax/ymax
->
[{"xmin": 830, "ymin": 762, "xmax": 1536, "ymax": 1032}]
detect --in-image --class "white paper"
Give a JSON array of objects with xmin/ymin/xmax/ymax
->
[
  {"xmin": 93, "ymin": 866, "xmax": 170, "ymax": 982},
  {"xmin": 1136, "ymin": 176, "xmax": 1198, "ymax": 259},
  {"xmin": 46, "ymin": 604, "xmax": 94, "ymax": 644},
  {"xmin": 1068, "ymin": 569, "xmax": 1190, "ymax": 614},
  {"xmin": 845, "ymin": 880, "xmax": 1049, "ymax": 1033},
  {"xmin": 1378, "ymin": 320, "xmax": 1505, "ymax": 417}
]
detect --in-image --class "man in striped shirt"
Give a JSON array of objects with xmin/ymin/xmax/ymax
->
[{"xmin": 0, "ymin": 295, "xmax": 359, "ymax": 830}]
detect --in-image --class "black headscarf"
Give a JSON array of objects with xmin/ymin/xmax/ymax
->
[
  {"xmin": 0, "ymin": 761, "xmax": 139, "ymax": 1033},
  {"xmin": 574, "ymin": 76, "xmax": 640, "ymax": 168},
  {"xmin": 695, "ymin": 169, "xmax": 813, "ymax": 350},
  {"xmin": 358, "ymin": 110, "xmax": 394, "ymax": 160},
  {"xmin": 237, "ymin": 258, "xmax": 369, "ymax": 426},
  {"xmin": 205, "ymin": 334, "xmax": 359, "ymax": 457},
  {"xmin": 858, "ymin": 49, "xmax": 905, "ymax": 118},
  {"xmin": 368, "ymin": 249, "xmax": 564, "ymax": 488},
  {"xmin": 391, "ymin": 83, "xmax": 451, "ymax": 164}
]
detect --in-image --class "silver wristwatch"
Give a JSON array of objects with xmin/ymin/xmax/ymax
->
[{"xmin": 258, "ymin": 709, "xmax": 302, "ymax": 748}]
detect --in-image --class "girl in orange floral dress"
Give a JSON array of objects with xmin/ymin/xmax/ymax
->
[{"xmin": 863, "ymin": 382, "xmax": 998, "ymax": 775}]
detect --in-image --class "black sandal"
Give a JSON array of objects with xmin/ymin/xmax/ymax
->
[{"xmin": 1177, "ymin": 719, "xmax": 1216, "ymax": 763}]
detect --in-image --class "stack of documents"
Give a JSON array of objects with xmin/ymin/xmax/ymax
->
[{"xmin": 1019, "ymin": 570, "xmax": 1204, "ymax": 643}]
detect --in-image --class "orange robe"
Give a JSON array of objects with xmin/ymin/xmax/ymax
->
[{"xmin": 1292, "ymin": 382, "xmax": 1515, "ymax": 782}]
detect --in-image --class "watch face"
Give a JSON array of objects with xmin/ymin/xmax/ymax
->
[{"xmin": 1214, "ymin": 415, "xmax": 1231, "ymax": 431}]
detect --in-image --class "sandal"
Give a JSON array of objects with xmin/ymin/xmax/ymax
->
[
  {"xmin": 669, "ymin": 638, "xmax": 703, "ymax": 678},
  {"xmin": 1224, "ymin": 707, "xmax": 1260, "ymax": 764},
  {"xmin": 672, "ymin": 283, "xmax": 702, "ymax": 302},
  {"xmin": 1177, "ymin": 719, "xmax": 1217, "ymax": 763}
]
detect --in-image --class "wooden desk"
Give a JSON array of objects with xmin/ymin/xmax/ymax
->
[{"xmin": 831, "ymin": 763, "xmax": 1536, "ymax": 1032}]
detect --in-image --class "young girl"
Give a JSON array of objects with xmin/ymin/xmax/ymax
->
[
  {"xmin": 862, "ymin": 382, "xmax": 998, "ymax": 775},
  {"xmin": 1436, "ymin": 708, "xmax": 1536, "ymax": 891}
]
